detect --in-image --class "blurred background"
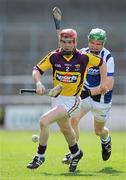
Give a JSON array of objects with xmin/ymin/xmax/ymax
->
[{"xmin": 0, "ymin": 0, "xmax": 126, "ymax": 130}]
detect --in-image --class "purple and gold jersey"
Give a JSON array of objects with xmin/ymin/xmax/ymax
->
[{"xmin": 34, "ymin": 49, "xmax": 103, "ymax": 96}]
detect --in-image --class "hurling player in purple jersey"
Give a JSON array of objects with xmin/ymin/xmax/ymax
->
[
  {"xmin": 27, "ymin": 28, "xmax": 107, "ymax": 172},
  {"xmin": 62, "ymin": 28, "xmax": 114, "ymax": 164}
]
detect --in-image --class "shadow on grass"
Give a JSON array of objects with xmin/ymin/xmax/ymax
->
[
  {"xmin": 98, "ymin": 167, "xmax": 124, "ymax": 175},
  {"xmin": 42, "ymin": 167, "xmax": 124, "ymax": 177},
  {"xmin": 43, "ymin": 170, "xmax": 96, "ymax": 177},
  {"xmin": 61, "ymin": 170, "xmax": 96, "ymax": 176}
]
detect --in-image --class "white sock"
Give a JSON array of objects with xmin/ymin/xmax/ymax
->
[
  {"xmin": 36, "ymin": 153, "xmax": 44, "ymax": 158},
  {"xmin": 101, "ymin": 135, "xmax": 110, "ymax": 144},
  {"xmin": 71, "ymin": 150, "xmax": 80, "ymax": 158}
]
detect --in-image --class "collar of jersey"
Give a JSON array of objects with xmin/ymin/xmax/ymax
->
[
  {"xmin": 58, "ymin": 48, "xmax": 79, "ymax": 61},
  {"xmin": 63, "ymin": 55, "xmax": 74, "ymax": 61}
]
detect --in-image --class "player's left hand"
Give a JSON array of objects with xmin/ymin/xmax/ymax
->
[{"xmin": 49, "ymin": 84, "xmax": 62, "ymax": 97}]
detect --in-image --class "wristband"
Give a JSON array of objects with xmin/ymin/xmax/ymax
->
[{"xmin": 36, "ymin": 81, "xmax": 42, "ymax": 86}]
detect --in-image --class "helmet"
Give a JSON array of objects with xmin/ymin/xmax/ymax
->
[
  {"xmin": 59, "ymin": 28, "xmax": 77, "ymax": 40},
  {"xmin": 59, "ymin": 29, "xmax": 77, "ymax": 55},
  {"xmin": 88, "ymin": 28, "xmax": 107, "ymax": 42}
]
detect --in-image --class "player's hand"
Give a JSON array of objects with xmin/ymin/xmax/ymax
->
[
  {"xmin": 36, "ymin": 81, "xmax": 45, "ymax": 95},
  {"xmin": 100, "ymin": 84, "xmax": 109, "ymax": 94},
  {"xmin": 49, "ymin": 83, "xmax": 62, "ymax": 97}
]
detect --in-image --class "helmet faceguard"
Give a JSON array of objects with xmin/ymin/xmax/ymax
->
[{"xmin": 88, "ymin": 28, "xmax": 107, "ymax": 43}]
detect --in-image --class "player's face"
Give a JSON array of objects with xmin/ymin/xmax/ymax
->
[
  {"xmin": 88, "ymin": 40, "xmax": 104, "ymax": 53},
  {"xmin": 60, "ymin": 38, "xmax": 76, "ymax": 51}
]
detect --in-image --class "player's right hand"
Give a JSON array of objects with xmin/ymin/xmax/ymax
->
[{"xmin": 36, "ymin": 81, "xmax": 45, "ymax": 95}]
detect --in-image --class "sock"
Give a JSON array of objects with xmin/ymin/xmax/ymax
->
[
  {"xmin": 101, "ymin": 135, "xmax": 110, "ymax": 144},
  {"xmin": 37, "ymin": 144, "xmax": 47, "ymax": 156},
  {"xmin": 69, "ymin": 143, "xmax": 80, "ymax": 157},
  {"xmin": 36, "ymin": 153, "xmax": 44, "ymax": 158}
]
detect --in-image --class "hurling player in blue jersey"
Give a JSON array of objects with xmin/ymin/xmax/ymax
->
[
  {"xmin": 62, "ymin": 28, "xmax": 114, "ymax": 164},
  {"xmin": 27, "ymin": 28, "xmax": 107, "ymax": 172}
]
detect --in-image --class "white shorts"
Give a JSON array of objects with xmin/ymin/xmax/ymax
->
[
  {"xmin": 51, "ymin": 95, "xmax": 81, "ymax": 117},
  {"xmin": 81, "ymin": 96, "xmax": 111, "ymax": 122}
]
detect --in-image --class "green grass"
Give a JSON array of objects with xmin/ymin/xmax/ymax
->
[{"xmin": 0, "ymin": 130, "xmax": 126, "ymax": 180}]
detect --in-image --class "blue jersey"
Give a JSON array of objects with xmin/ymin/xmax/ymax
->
[{"xmin": 80, "ymin": 47, "xmax": 115, "ymax": 104}]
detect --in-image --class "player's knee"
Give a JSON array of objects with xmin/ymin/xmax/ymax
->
[
  {"xmin": 39, "ymin": 116, "xmax": 48, "ymax": 128},
  {"xmin": 60, "ymin": 127, "xmax": 71, "ymax": 135},
  {"xmin": 71, "ymin": 117, "xmax": 78, "ymax": 127}
]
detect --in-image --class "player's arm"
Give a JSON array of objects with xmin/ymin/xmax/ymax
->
[
  {"xmin": 84, "ymin": 56, "xmax": 114, "ymax": 96},
  {"xmin": 32, "ymin": 52, "xmax": 53, "ymax": 95},
  {"xmin": 105, "ymin": 76, "xmax": 114, "ymax": 91},
  {"xmin": 99, "ymin": 60, "xmax": 108, "ymax": 93},
  {"xmin": 103, "ymin": 57, "xmax": 114, "ymax": 91},
  {"xmin": 32, "ymin": 69, "xmax": 46, "ymax": 95},
  {"xmin": 90, "ymin": 61, "xmax": 108, "ymax": 95},
  {"xmin": 86, "ymin": 54, "xmax": 107, "ymax": 95}
]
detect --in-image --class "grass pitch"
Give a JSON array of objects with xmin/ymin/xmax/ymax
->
[{"xmin": 0, "ymin": 130, "xmax": 126, "ymax": 180}]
